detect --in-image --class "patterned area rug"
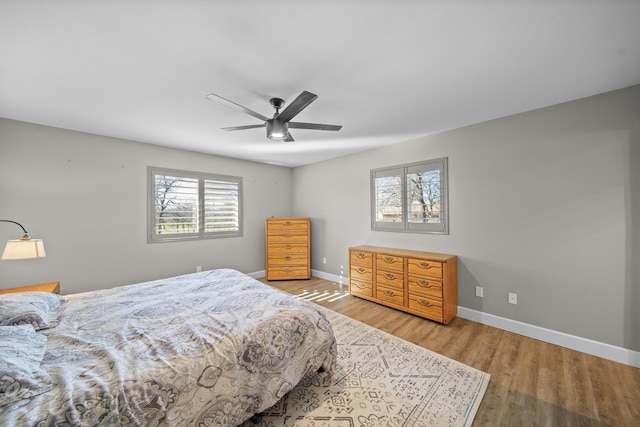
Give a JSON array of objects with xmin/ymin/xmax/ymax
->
[{"xmin": 242, "ymin": 306, "xmax": 490, "ymax": 427}]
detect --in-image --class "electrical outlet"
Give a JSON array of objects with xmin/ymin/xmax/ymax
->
[
  {"xmin": 508, "ymin": 292, "xmax": 518, "ymax": 305},
  {"xmin": 196, "ymin": 265, "xmax": 202, "ymax": 272},
  {"xmin": 475, "ymin": 286, "xmax": 484, "ymax": 297},
  {"xmin": 323, "ymin": 257, "xmax": 327, "ymax": 264}
]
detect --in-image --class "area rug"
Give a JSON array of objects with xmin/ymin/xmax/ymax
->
[{"xmin": 242, "ymin": 305, "xmax": 490, "ymax": 427}]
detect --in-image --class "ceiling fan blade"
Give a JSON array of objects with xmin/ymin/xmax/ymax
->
[
  {"xmin": 222, "ymin": 124, "xmax": 266, "ymax": 131},
  {"xmin": 284, "ymin": 132, "xmax": 295, "ymax": 142},
  {"xmin": 206, "ymin": 93, "xmax": 269, "ymax": 122},
  {"xmin": 289, "ymin": 122, "xmax": 342, "ymax": 131},
  {"xmin": 276, "ymin": 91, "xmax": 318, "ymax": 122}
]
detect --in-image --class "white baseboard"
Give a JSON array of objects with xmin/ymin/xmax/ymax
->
[
  {"xmin": 457, "ymin": 307, "xmax": 640, "ymax": 368},
  {"xmin": 253, "ymin": 269, "xmax": 640, "ymax": 368},
  {"xmin": 310, "ymin": 269, "xmax": 348, "ymax": 284},
  {"xmin": 249, "ymin": 269, "xmax": 346, "ymax": 284},
  {"xmin": 246, "ymin": 270, "xmax": 265, "ymax": 279}
]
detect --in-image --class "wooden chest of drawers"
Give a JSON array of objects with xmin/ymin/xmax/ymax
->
[
  {"xmin": 349, "ymin": 245, "xmax": 457, "ymax": 324},
  {"xmin": 265, "ymin": 217, "xmax": 310, "ymax": 280}
]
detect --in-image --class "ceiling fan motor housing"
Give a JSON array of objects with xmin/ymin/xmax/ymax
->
[{"xmin": 266, "ymin": 119, "xmax": 288, "ymax": 140}]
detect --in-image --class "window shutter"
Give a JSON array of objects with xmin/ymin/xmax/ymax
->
[
  {"xmin": 204, "ymin": 178, "xmax": 240, "ymax": 234},
  {"xmin": 148, "ymin": 167, "xmax": 243, "ymax": 242},
  {"xmin": 154, "ymin": 174, "xmax": 199, "ymax": 235}
]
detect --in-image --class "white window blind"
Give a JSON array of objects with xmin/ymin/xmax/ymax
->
[{"xmin": 148, "ymin": 167, "xmax": 242, "ymax": 242}]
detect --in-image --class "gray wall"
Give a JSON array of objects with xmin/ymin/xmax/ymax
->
[
  {"xmin": 292, "ymin": 85, "xmax": 640, "ymax": 351},
  {"xmin": 1, "ymin": 85, "xmax": 638, "ymax": 352},
  {"xmin": 0, "ymin": 118, "xmax": 293, "ymax": 294}
]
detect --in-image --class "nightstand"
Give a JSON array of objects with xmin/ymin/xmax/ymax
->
[{"xmin": 0, "ymin": 281, "xmax": 60, "ymax": 295}]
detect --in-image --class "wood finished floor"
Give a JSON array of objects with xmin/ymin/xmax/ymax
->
[{"xmin": 260, "ymin": 277, "xmax": 640, "ymax": 427}]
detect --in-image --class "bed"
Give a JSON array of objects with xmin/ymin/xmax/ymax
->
[{"xmin": 0, "ymin": 268, "xmax": 337, "ymax": 426}]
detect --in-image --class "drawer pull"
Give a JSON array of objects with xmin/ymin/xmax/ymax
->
[
  {"xmin": 356, "ymin": 267, "xmax": 366, "ymax": 274},
  {"xmin": 284, "ymin": 268, "xmax": 292, "ymax": 272},
  {"xmin": 384, "ymin": 273, "xmax": 395, "ymax": 280},
  {"xmin": 354, "ymin": 282, "xmax": 365, "ymax": 289},
  {"xmin": 284, "ymin": 256, "xmax": 292, "ymax": 261},
  {"xmin": 419, "ymin": 262, "xmax": 431, "ymax": 269},
  {"xmin": 384, "ymin": 290, "xmax": 395, "ymax": 296},
  {"xmin": 419, "ymin": 299, "xmax": 430, "ymax": 306},
  {"xmin": 418, "ymin": 280, "xmax": 432, "ymax": 288},
  {"xmin": 356, "ymin": 252, "xmax": 366, "ymax": 259},
  {"xmin": 284, "ymin": 244, "xmax": 292, "ymax": 249},
  {"xmin": 384, "ymin": 256, "xmax": 394, "ymax": 264},
  {"xmin": 284, "ymin": 222, "xmax": 292, "ymax": 226}
]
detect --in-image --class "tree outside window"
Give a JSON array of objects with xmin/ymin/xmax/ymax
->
[
  {"xmin": 371, "ymin": 158, "xmax": 448, "ymax": 234},
  {"xmin": 148, "ymin": 167, "xmax": 242, "ymax": 242}
]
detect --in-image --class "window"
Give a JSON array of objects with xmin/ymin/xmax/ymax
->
[
  {"xmin": 371, "ymin": 157, "xmax": 448, "ymax": 234},
  {"xmin": 148, "ymin": 167, "xmax": 242, "ymax": 242}
]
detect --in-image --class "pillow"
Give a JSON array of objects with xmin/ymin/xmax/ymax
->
[
  {"xmin": 0, "ymin": 324, "xmax": 52, "ymax": 407},
  {"xmin": 0, "ymin": 291, "xmax": 66, "ymax": 330}
]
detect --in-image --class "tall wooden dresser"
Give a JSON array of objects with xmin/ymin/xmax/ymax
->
[
  {"xmin": 349, "ymin": 245, "xmax": 457, "ymax": 324},
  {"xmin": 265, "ymin": 217, "xmax": 310, "ymax": 280}
]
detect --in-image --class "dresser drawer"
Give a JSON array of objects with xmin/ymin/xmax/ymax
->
[
  {"xmin": 267, "ymin": 233, "xmax": 309, "ymax": 244},
  {"xmin": 268, "ymin": 244, "xmax": 308, "ymax": 255},
  {"xmin": 408, "ymin": 276, "xmax": 443, "ymax": 298},
  {"xmin": 267, "ymin": 266, "xmax": 310, "ymax": 280},
  {"xmin": 350, "ymin": 250, "xmax": 373, "ymax": 267},
  {"xmin": 407, "ymin": 258, "xmax": 443, "ymax": 279},
  {"xmin": 376, "ymin": 254, "xmax": 403, "ymax": 272},
  {"xmin": 408, "ymin": 294, "xmax": 444, "ymax": 320},
  {"xmin": 376, "ymin": 271, "xmax": 403, "ymax": 289},
  {"xmin": 350, "ymin": 279, "xmax": 373, "ymax": 298},
  {"xmin": 377, "ymin": 285, "xmax": 404, "ymax": 306},
  {"xmin": 350, "ymin": 266, "xmax": 373, "ymax": 282},
  {"xmin": 267, "ymin": 220, "xmax": 309, "ymax": 232},
  {"xmin": 268, "ymin": 253, "xmax": 308, "ymax": 265}
]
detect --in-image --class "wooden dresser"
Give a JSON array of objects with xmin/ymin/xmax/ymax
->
[
  {"xmin": 0, "ymin": 281, "xmax": 60, "ymax": 295},
  {"xmin": 349, "ymin": 245, "xmax": 457, "ymax": 324},
  {"xmin": 265, "ymin": 217, "xmax": 310, "ymax": 280}
]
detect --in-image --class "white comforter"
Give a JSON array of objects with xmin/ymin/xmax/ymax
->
[{"xmin": 0, "ymin": 269, "xmax": 336, "ymax": 426}]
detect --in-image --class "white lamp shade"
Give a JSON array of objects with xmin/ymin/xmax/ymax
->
[{"xmin": 1, "ymin": 239, "xmax": 46, "ymax": 260}]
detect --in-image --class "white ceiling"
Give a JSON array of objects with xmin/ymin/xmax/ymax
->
[{"xmin": 1, "ymin": 1, "xmax": 639, "ymax": 167}]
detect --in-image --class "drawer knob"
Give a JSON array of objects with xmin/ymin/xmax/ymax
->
[
  {"xmin": 385, "ymin": 273, "xmax": 395, "ymax": 280},
  {"xmin": 384, "ymin": 290, "xmax": 394, "ymax": 296},
  {"xmin": 419, "ymin": 299, "xmax": 430, "ymax": 306},
  {"xmin": 384, "ymin": 256, "xmax": 394, "ymax": 264},
  {"xmin": 418, "ymin": 280, "xmax": 431, "ymax": 288},
  {"xmin": 357, "ymin": 267, "xmax": 366, "ymax": 273},
  {"xmin": 355, "ymin": 282, "xmax": 365, "ymax": 289},
  {"xmin": 419, "ymin": 262, "xmax": 431, "ymax": 269},
  {"xmin": 356, "ymin": 252, "xmax": 366, "ymax": 259},
  {"xmin": 284, "ymin": 256, "xmax": 292, "ymax": 261}
]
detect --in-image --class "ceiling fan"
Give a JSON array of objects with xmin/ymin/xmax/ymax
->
[{"xmin": 206, "ymin": 90, "xmax": 342, "ymax": 142}]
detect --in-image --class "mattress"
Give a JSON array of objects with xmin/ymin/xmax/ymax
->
[{"xmin": 0, "ymin": 268, "xmax": 336, "ymax": 426}]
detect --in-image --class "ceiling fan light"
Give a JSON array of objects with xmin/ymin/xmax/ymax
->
[{"xmin": 266, "ymin": 119, "xmax": 288, "ymax": 140}]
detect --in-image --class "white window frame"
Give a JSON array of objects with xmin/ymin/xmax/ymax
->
[
  {"xmin": 371, "ymin": 157, "xmax": 449, "ymax": 234},
  {"xmin": 147, "ymin": 166, "xmax": 243, "ymax": 243}
]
